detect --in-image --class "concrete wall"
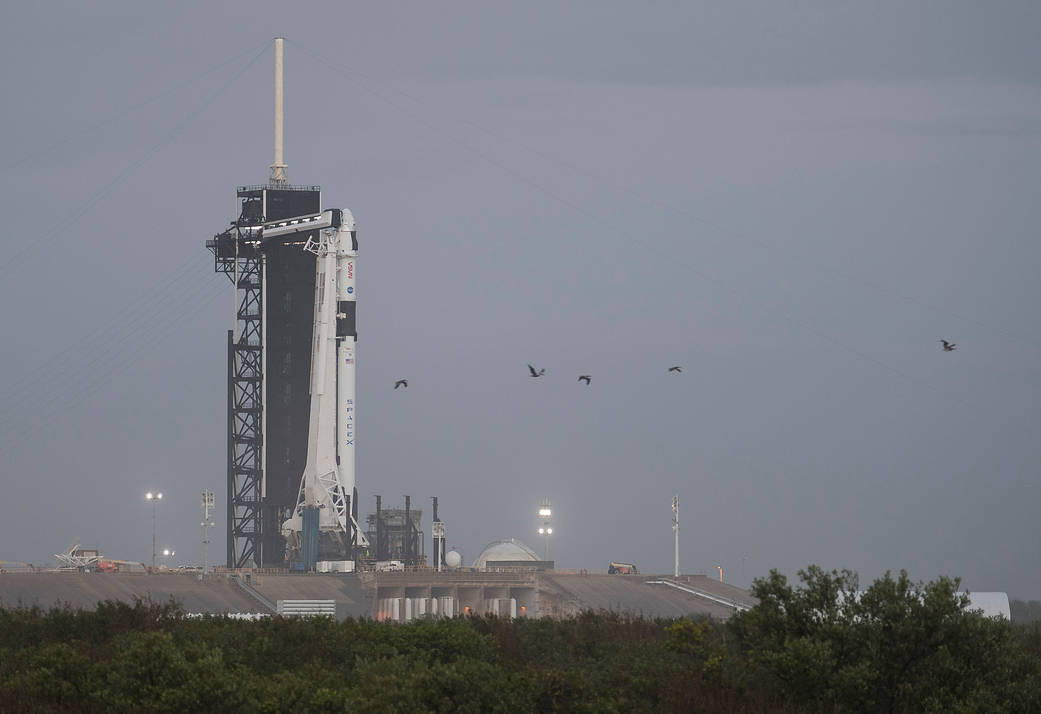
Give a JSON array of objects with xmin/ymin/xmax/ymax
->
[
  {"xmin": 0, "ymin": 572, "xmax": 263, "ymax": 614},
  {"xmin": 0, "ymin": 571, "xmax": 754, "ymax": 622}
]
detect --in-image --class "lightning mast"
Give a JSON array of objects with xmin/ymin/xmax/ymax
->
[{"xmin": 270, "ymin": 37, "xmax": 288, "ymax": 186}]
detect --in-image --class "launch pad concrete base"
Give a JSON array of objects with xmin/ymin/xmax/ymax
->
[{"xmin": 0, "ymin": 571, "xmax": 754, "ymax": 621}]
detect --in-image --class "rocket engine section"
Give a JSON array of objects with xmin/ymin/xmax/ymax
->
[{"xmin": 278, "ymin": 209, "xmax": 368, "ymax": 564}]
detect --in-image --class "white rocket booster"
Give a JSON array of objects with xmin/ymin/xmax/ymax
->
[
  {"xmin": 280, "ymin": 209, "xmax": 367, "ymax": 554},
  {"xmin": 336, "ymin": 243, "xmax": 357, "ymax": 522}
]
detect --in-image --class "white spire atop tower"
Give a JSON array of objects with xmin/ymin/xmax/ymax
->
[{"xmin": 270, "ymin": 37, "xmax": 288, "ymax": 186}]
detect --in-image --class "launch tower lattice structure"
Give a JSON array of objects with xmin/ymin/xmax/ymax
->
[
  {"xmin": 215, "ymin": 216, "xmax": 262, "ymax": 569},
  {"xmin": 207, "ymin": 184, "xmax": 321, "ymax": 568}
]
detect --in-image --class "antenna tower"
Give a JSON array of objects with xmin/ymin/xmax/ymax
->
[{"xmin": 201, "ymin": 490, "xmax": 215, "ymax": 573}]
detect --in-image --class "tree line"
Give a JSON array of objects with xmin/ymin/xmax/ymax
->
[{"xmin": 1, "ymin": 567, "xmax": 1039, "ymax": 712}]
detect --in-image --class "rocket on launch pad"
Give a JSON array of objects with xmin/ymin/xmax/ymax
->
[{"xmin": 260, "ymin": 209, "xmax": 368, "ymax": 563}]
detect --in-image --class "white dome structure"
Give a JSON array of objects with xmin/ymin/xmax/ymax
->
[{"xmin": 473, "ymin": 539, "xmax": 539, "ymax": 571}]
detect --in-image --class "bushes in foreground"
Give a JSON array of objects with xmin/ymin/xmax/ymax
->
[
  {"xmin": 0, "ymin": 602, "xmax": 773, "ymax": 713},
  {"xmin": 1, "ymin": 568, "xmax": 1040, "ymax": 712},
  {"xmin": 729, "ymin": 567, "xmax": 1041, "ymax": 712}
]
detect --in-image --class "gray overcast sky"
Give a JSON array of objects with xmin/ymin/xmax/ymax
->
[{"xmin": 1, "ymin": 2, "xmax": 1039, "ymax": 596}]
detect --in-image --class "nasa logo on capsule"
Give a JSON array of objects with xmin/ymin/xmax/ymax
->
[{"xmin": 346, "ymin": 286, "xmax": 354, "ymax": 294}]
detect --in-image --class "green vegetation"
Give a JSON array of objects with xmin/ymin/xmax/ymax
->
[
  {"xmin": 1, "ymin": 568, "xmax": 1039, "ymax": 712},
  {"xmin": 729, "ymin": 567, "xmax": 1041, "ymax": 712}
]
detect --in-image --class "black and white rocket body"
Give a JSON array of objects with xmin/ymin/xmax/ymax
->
[{"xmin": 270, "ymin": 209, "xmax": 368, "ymax": 561}]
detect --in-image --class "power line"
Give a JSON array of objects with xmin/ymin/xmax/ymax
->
[
  {"xmin": 0, "ymin": 41, "xmax": 267, "ymax": 444},
  {"xmin": 0, "ymin": 278, "xmax": 227, "ymax": 457},
  {"xmin": 0, "ymin": 251, "xmax": 213, "ymax": 409},
  {"xmin": 0, "ymin": 269, "xmax": 223, "ymax": 435},
  {"xmin": 0, "ymin": 269, "xmax": 224, "ymax": 434},
  {"xmin": 0, "ymin": 43, "xmax": 268, "ymax": 278},
  {"xmin": 4, "ymin": 39, "xmax": 270, "ymax": 172}
]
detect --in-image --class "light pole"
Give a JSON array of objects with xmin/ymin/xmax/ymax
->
[
  {"xmin": 146, "ymin": 492, "xmax": 163, "ymax": 573},
  {"xmin": 537, "ymin": 499, "xmax": 552, "ymax": 561},
  {"xmin": 672, "ymin": 495, "xmax": 679, "ymax": 578}
]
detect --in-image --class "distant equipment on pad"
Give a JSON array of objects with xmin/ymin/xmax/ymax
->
[
  {"xmin": 608, "ymin": 561, "xmax": 639, "ymax": 575},
  {"xmin": 54, "ymin": 543, "xmax": 100, "ymax": 571},
  {"xmin": 54, "ymin": 542, "xmax": 146, "ymax": 573},
  {"xmin": 445, "ymin": 550, "xmax": 462, "ymax": 569},
  {"xmin": 367, "ymin": 495, "xmax": 424, "ymax": 568},
  {"xmin": 431, "ymin": 497, "xmax": 446, "ymax": 572}
]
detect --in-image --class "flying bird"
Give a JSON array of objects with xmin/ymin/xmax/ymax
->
[
  {"xmin": 528, "ymin": 364, "xmax": 546, "ymax": 377},
  {"xmin": 578, "ymin": 375, "xmax": 591, "ymax": 385},
  {"xmin": 394, "ymin": 379, "xmax": 408, "ymax": 389},
  {"xmin": 940, "ymin": 340, "xmax": 956, "ymax": 352},
  {"xmin": 668, "ymin": 366, "xmax": 682, "ymax": 373}
]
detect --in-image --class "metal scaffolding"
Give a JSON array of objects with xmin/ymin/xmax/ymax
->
[{"xmin": 211, "ymin": 217, "xmax": 265, "ymax": 568}]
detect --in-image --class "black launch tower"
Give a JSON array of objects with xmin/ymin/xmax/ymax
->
[{"xmin": 207, "ymin": 184, "xmax": 321, "ymax": 567}]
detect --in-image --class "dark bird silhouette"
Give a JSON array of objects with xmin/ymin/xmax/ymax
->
[
  {"xmin": 668, "ymin": 366, "xmax": 682, "ymax": 373},
  {"xmin": 528, "ymin": 364, "xmax": 546, "ymax": 377},
  {"xmin": 578, "ymin": 375, "xmax": 591, "ymax": 385},
  {"xmin": 394, "ymin": 379, "xmax": 408, "ymax": 389},
  {"xmin": 940, "ymin": 340, "xmax": 956, "ymax": 352}
]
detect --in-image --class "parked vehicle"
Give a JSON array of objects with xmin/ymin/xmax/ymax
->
[{"xmin": 608, "ymin": 561, "xmax": 638, "ymax": 575}]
